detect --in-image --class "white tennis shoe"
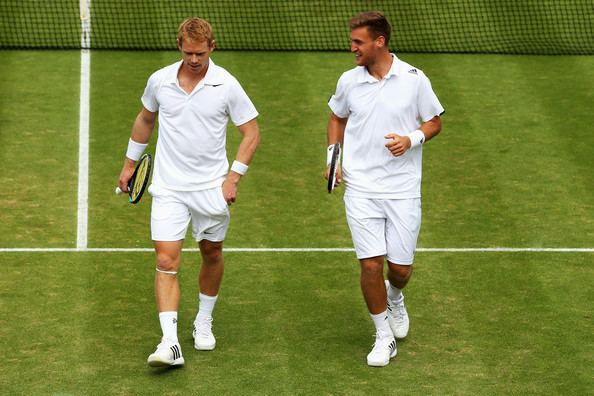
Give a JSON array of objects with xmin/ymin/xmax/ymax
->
[
  {"xmin": 367, "ymin": 332, "xmax": 397, "ymax": 367},
  {"xmin": 193, "ymin": 317, "xmax": 216, "ymax": 351},
  {"xmin": 385, "ymin": 280, "xmax": 409, "ymax": 339},
  {"xmin": 147, "ymin": 338, "xmax": 184, "ymax": 367}
]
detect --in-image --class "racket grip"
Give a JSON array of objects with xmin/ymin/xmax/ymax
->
[{"xmin": 115, "ymin": 187, "xmax": 123, "ymax": 195}]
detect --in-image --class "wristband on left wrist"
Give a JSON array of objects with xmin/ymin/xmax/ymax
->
[
  {"xmin": 408, "ymin": 130, "xmax": 425, "ymax": 148},
  {"xmin": 231, "ymin": 160, "xmax": 249, "ymax": 175}
]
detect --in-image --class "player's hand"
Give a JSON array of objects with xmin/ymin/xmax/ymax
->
[
  {"xmin": 324, "ymin": 165, "xmax": 342, "ymax": 186},
  {"xmin": 384, "ymin": 133, "xmax": 411, "ymax": 157},
  {"xmin": 118, "ymin": 159, "xmax": 136, "ymax": 193},
  {"xmin": 222, "ymin": 178, "xmax": 238, "ymax": 205}
]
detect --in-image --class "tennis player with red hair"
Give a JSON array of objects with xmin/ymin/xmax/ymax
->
[{"xmin": 118, "ymin": 17, "xmax": 260, "ymax": 367}]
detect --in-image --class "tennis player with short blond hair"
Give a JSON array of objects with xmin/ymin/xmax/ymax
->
[{"xmin": 118, "ymin": 17, "xmax": 260, "ymax": 367}]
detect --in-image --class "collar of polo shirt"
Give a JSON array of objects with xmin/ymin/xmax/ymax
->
[
  {"xmin": 357, "ymin": 53, "xmax": 402, "ymax": 84},
  {"xmin": 164, "ymin": 58, "xmax": 226, "ymax": 87}
]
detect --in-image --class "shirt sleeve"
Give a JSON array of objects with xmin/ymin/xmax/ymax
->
[
  {"xmin": 227, "ymin": 78, "xmax": 259, "ymax": 126},
  {"xmin": 328, "ymin": 73, "xmax": 350, "ymax": 118},
  {"xmin": 141, "ymin": 72, "xmax": 159, "ymax": 113},
  {"xmin": 417, "ymin": 71, "xmax": 445, "ymax": 122}
]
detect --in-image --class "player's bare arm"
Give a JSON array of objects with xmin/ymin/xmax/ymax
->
[
  {"xmin": 222, "ymin": 117, "xmax": 260, "ymax": 204},
  {"xmin": 326, "ymin": 113, "xmax": 347, "ymax": 185},
  {"xmin": 118, "ymin": 107, "xmax": 157, "ymax": 192},
  {"xmin": 384, "ymin": 115, "xmax": 442, "ymax": 157}
]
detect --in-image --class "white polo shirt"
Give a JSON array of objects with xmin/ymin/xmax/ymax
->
[
  {"xmin": 328, "ymin": 54, "xmax": 444, "ymax": 199},
  {"xmin": 142, "ymin": 59, "xmax": 258, "ymax": 191}
]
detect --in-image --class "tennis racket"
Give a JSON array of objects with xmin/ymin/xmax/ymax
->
[
  {"xmin": 327, "ymin": 143, "xmax": 341, "ymax": 193},
  {"xmin": 115, "ymin": 153, "xmax": 152, "ymax": 204}
]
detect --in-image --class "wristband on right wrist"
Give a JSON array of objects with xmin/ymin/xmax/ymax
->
[{"xmin": 126, "ymin": 138, "xmax": 148, "ymax": 161}]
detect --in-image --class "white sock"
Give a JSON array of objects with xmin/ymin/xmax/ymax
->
[
  {"xmin": 370, "ymin": 311, "xmax": 392, "ymax": 338},
  {"xmin": 159, "ymin": 311, "xmax": 178, "ymax": 342},
  {"xmin": 387, "ymin": 282, "xmax": 403, "ymax": 303},
  {"xmin": 196, "ymin": 293, "xmax": 218, "ymax": 321}
]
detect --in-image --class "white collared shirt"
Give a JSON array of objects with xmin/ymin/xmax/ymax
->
[
  {"xmin": 142, "ymin": 59, "xmax": 258, "ymax": 191},
  {"xmin": 328, "ymin": 54, "xmax": 444, "ymax": 199}
]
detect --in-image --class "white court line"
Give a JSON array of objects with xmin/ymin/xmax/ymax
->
[
  {"xmin": 77, "ymin": 49, "xmax": 90, "ymax": 250},
  {"xmin": 77, "ymin": 1, "xmax": 91, "ymax": 250},
  {"xmin": 0, "ymin": 247, "xmax": 593, "ymax": 253}
]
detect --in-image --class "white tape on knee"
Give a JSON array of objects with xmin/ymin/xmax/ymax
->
[{"xmin": 155, "ymin": 267, "xmax": 178, "ymax": 275}]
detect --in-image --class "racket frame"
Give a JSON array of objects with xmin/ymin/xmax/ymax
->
[
  {"xmin": 127, "ymin": 153, "xmax": 152, "ymax": 204},
  {"xmin": 327, "ymin": 143, "xmax": 341, "ymax": 193}
]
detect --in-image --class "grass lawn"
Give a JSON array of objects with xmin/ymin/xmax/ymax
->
[{"xmin": 0, "ymin": 50, "xmax": 592, "ymax": 395}]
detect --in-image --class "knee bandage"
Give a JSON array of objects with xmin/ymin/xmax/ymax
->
[{"xmin": 155, "ymin": 267, "xmax": 178, "ymax": 275}]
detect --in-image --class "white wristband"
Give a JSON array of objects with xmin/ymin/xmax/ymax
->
[
  {"xmin": 231, "ymin": 160, "xmax": 249, "ymax": 175},
  {"xmin": 126, "ymin": 138, "xmax": 148, "ymax": 161},
  {"xmin": 408, "ymin": 129, "xmax": 425, "ymax": 148}
]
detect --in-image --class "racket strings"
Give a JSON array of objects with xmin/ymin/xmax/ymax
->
[{"xmin": 131, "ymin": 160, "xmax": 148, "ymax": 199}]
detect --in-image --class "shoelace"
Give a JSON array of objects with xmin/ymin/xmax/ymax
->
[
  {"xmin": 370, "ymin": 332, "xmax": 394, "ymax": 350},
  {"xmin": 156, "ymin": 340, "xmax": 177, "ymax": 353},
  {"xmin": 194, "ymin": 318, "xmax": 213, "ymax": 337},
  {"xmin": 388, "ymin": 300, "xmax": 407, "ymax": 323}
]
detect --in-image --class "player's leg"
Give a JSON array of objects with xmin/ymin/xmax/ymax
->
[
  {"xmin": 345, "ymin": 196, "xmax": 396, "ymax": 366},
  {"xmin": 191, "ymin": 239, "xmax": 223, "ymax": 350},
  {"xmin": 198, "ymin": 239, "xmax": 224, "ymax": 296},
  {"xmin": 147, "ymin": 187, "xmax": 190, "ymax": 367},
  {"xmin": 385, "ymin": 263, "xmax": 412, "ymax": 339},
  {"xmin": 386, "ymin": 263, "xmax": 413, "ymax": 305},
  {"xmin": 386, "ymin": 263, "xmax": 413, "ymax": 290},
  {"xmin": 360, "ymin": 255, "xmax": 389, "ymax": 314},
  {"xmin": 359, "ymin": 255, "xmax": 397, "ymax": 367},
  {"xmin": 384, "ymin": 198, "xmax": 421, "ymax": 339},
  {"xmin": 189, "ymin": 186, "xmax": 230, "ymax": 351},
  {"xmin": 147, "ymin": 240, "xmax": 185, "ymax": 367},
  {"xmin": 154, "ymin": 240, "xmax": 184, "ymax": 322}
]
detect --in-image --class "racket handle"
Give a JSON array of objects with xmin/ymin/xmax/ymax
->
[{"xmin": 115, "ymin": 187, "xmax": 123, "ymax": 195}]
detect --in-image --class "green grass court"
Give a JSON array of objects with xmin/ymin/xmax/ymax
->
[{"xmin": 0, "ymin": 51, "xmax": 593, "ymax": 395}]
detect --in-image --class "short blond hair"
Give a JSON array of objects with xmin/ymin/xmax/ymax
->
[{"xmin": 177, "ymin": 17, "xmax": 214, "ymax": 46}]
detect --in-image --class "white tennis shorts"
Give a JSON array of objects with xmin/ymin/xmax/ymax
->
[
  {"xmin": 344, "ymin": 195, "xmax": 421, "ymax": 265},
  {"xmin": 149, "ymin": 184, "xmax": 230, "ymax": 242}
]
